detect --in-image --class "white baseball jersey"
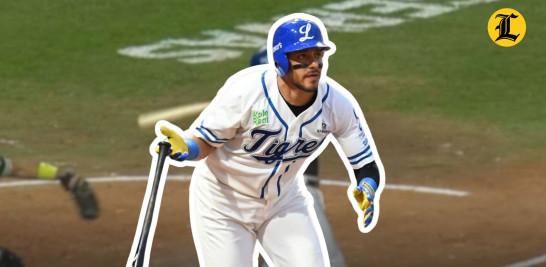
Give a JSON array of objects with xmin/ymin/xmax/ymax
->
[{"xmin": 192, "ymin": 65, "xmax": 374, "ymax": 200}]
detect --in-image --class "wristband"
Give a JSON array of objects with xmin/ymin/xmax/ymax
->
[{"xmin": 184, "ymin": 139, "xmax": 200, "ymax": 160}]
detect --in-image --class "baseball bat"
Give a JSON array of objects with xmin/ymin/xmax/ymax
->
[
  {"xmin": 131, "ymin": 141, "xmax": 171, "ymax": 267},
  {"xmin": 138, "ymin": 101, "xmax": 210, "ymax": 129}
]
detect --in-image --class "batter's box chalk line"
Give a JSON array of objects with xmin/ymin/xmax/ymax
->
[{"xmin": 0, "ymin": 174, "xmax": 469, "ymax": 197}]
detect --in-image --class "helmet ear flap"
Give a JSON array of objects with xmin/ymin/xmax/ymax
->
[
  {"xmin": 274, "ymin": 62, "xmax": 284, "ymax": 76},
  {"xmin": 274, "ymin": 55, "xmax": 289, "ymax": 77}
]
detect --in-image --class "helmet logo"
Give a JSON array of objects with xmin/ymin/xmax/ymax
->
[
  {"xmin": 273, "ymin": 42, "xmax": 283, "ymax": 52},
  {"xmin": 298, "ymin": 23, "xmax": 314, "ymax": 42}
]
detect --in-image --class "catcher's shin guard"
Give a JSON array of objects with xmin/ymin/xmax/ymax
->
[{"xmin": 60, "ymin": 171, "xmax": 100, "ymax": 220}]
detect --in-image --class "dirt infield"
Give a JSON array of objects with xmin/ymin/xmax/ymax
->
[{"xmin": 1, "ymin": 112, "xmax": 545, "ymax": 267}]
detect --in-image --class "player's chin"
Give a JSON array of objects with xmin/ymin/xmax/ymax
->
[
  {"xmin": 295, "ymin": 78, "xmax": 319, "ymax": 92},
  {"xmin": 304, "ymin": 81, "xmax": 320, "ymax": 91},
  {"xmin": 297, "ymin": 84, "xmax": 318, "ymax": 92}
]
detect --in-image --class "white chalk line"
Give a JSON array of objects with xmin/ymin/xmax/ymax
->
[
  {"xmin": 320, "ymin": 179, "xmax": 468, "ymax": 197},
  {"xmin": 502, "ymin": 253, "xmax": 546, "ymax": 267},
  {"xmin": 0, "ymin": 175, "xmax": 468, "ymax": 197}
]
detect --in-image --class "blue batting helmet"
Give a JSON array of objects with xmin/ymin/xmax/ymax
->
[{"xmin": 272, "ymin": 18, "xmax": 331, "ymax": 76}]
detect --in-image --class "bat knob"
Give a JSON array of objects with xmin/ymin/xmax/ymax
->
[
  {"xmin": 157, "ymin": 141, "xmax": 172, "ymax": 158},
  {"xmin": 158, "ymin": 141, "xmax": 172, "ymax": 149}
]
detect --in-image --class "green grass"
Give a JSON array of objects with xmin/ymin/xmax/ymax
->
[
  {"xmin": 0, "ymin": 0, "xmax": 544, "ymax": 168},
  {"xmin": 329, "ymin": 0, "xmax": 546, "ymax": 146}
]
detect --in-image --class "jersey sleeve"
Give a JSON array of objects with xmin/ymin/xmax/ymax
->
[
  {"xmin": 193, "ymin": 82, "xmax": 244, "ymax": 148},
  {"xmin": 332, "ymin": 99, "xmax": 375, "ymax": 169}
]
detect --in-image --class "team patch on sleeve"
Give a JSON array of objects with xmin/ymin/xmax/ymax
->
[{"xmin": 353, "ymin": 109, "xmax": 367, "ymax": 139}]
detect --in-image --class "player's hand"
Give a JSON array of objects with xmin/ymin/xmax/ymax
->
[
  {"xmin": 353, "ymin": 178, "xmax": 377, "ymax": 227},
  {"xmin": 156, "ymin": 126, "xmax": 189, "ymax": 161}
]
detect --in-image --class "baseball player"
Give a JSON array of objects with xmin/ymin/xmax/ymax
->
[
  {"xmin": 0, "ymin": 155, "xmax": 99, "ymax": 219},
  {"xmin": 155, "ymin": 13, "xmax": 383, "ymax": 266},
  {"xmin": 251, "ymin": 45, "xmax": 347, "ymax": 267}
]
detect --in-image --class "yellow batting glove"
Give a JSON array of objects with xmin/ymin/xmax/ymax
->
[
  {"xmin": 353, "ymin": 178, "xmax": 378, "ymax": 227},
  {"xmin": 156, "ymin": 126, "xmax": 189, "ymax": 161},
  {"xmin": 37, "ymin": 162, "xmax": 59, "ymax": 179}
]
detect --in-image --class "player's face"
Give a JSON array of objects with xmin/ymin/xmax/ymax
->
[{"xmin": 285, "ymin": 48, "xmax": 325, "ymax": 92}]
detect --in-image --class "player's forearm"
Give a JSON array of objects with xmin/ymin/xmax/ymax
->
[{"xmin": 354, "ymin": 161, "xmax": 380, "ymax": 186}]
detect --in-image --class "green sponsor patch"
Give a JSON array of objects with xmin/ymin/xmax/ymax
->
[{"xmin": 253, "ymin": 110, "xmax": 269, "ymax": 126}]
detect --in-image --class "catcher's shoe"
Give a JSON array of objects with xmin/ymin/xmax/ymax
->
[
  {"xmin": 60, "ymin": 171, "xmax": 99, "ymax": 220},
  {"xmin": 0, "ymin": 248, "xmax": 24, "ymax": 267}
]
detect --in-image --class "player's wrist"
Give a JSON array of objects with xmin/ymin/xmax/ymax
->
[
  {"xmin": 184, "ymin": 138, "xmax": 200, "ymax": 160},
  {"xmin": 358, "ymin": 177, "xmax": 377, "ymax": 197}
]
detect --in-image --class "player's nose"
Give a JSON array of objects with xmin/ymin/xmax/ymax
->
[
  {"xmin": 309, "ymin": 60, "xmax": 323, "ymax": 71},
  {"xmin": 308, "ymin": 60, "xmax": 322, "ymax": 70}
]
